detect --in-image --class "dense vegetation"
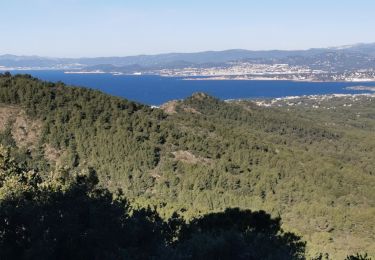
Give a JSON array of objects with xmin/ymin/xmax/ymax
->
[
  {"xmin": 1, "ymin": 145, "xmax": 372, "ymax": 260},
  {"xmin": 0, "ymin": 72, "xmax": 374, "ymax": 258},
  {"xmin": 0, "ymin": 145, "xmax": 308, "ymax": 259}
]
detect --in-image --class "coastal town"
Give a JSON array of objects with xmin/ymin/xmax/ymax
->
[
  {"xmin": 158, "ymin": 62, "xmax": 325, "ymax": 77},
  {"xmin": 2, "ymin": 60, "xmax": 375, "ymax": 82},
  {"xmin": 248, "ymin": 93, "xmax": 375, "ymax": 109},
  {"xmin": 157, "ymin": 63, "xmax": 375, "ymax": 82}
]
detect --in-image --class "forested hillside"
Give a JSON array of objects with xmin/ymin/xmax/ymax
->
[
  {"xmin": 0, "ymin": 145, "xmax": 308, "ymax": 259},
  {"xmin": 0, "ymin": 72, "xmax": 374, "ymax": 259}
]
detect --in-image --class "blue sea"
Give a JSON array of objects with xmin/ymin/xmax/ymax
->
[{"xmin": 10, "ymin": 70, "xmax": 375, "ymax": 106}]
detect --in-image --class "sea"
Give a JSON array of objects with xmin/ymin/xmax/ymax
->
[{"xmin": 9, "ymin": 70, "xmax": 375, "ymax": 106}]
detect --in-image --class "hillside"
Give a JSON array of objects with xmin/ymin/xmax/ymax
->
[{"xmin": 0, "ymin": 73, "xmax": 374, "ymax": 258}]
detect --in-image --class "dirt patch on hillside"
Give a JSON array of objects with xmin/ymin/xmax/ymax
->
[
  {"xmin": 160, "ymin": 100, "xmax": 179, "ymax": 115},
  {"xmin": 160, "ymin": 100, "xmax": 201, "ymax": 115},
  {"xmin": 12, "ymin": 110, "xmax": 43, "ymax": 148},
  {"xmin": 44, "ymin": 143, "xmax": 64, "ymax": 163},
  {"xmin": 172, "ymin": 150, "xmax": 212, "ymax": 165},
  {"xmin": 0, "ymin": 105, "xmax": 20, "ymax": 131},
  {"xmin": 0, "ymin": 105, "xmax": 43, "ymax": 148},
  {"xmin": 182, "ymin": 106, "xmax": 201, "ymax": 114},
  {"xmin": 0, "ymin": 104, "xmax": 65, "ymax": 165}
]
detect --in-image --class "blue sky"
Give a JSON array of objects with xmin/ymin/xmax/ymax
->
[{"xmin": 1, "ymin": 0, "xmax": 375, "ymax": 57}]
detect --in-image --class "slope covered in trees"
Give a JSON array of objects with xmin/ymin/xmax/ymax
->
[
  {"xmin": 0, "ymin": 73, "xmax": 374, "ymax": 258},
  {"xmin": 0, "ymin": 145, "xmax": 308, "ymax": 259}
]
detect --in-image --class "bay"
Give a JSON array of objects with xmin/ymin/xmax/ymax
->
[{"xmin": 10, "ymin": 70, "xmax": 375, "ymax": 105}]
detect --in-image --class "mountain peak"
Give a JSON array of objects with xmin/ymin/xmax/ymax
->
[{"xmin": 190, "ymin": 92, "xmax": 211, "ymax": 100}]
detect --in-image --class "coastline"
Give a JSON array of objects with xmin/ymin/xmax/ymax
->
[
  {"xmin": 62, "ymin": 71, "xmax": 375, "ymax": 83},
  {"xmin": 2, "ymin": 68, "xmax": 375, "ymax": 83},
  {"xmin": 179, "ymin": 76, "xmax": 375, "ymax": 83},
  {"xmin": 2, "ymin": 69, "xmax": 375, "ymax": 84}
]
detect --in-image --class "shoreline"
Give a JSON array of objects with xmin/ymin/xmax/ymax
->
[
  {"xmin": 178, "ymin": 76, "xmax": 375, "ymax": 83},
  {"xmin": 2, "ymin": 69, "xmax": 375, "ymax": 83},
  {"xmin": 62, "ymin": 71, "xmax": 375, "ymax": 83}
]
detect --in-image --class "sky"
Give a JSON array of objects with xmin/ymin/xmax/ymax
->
[{"xmin": 1, "ymin": 0, "xmax": 375, "ymax": 57}]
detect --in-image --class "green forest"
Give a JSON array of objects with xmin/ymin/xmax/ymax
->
[{"xmin": 0, "ymin": 72, "xmax": 374, "ymax": 259}]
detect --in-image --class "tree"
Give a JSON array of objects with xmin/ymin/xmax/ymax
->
[
  {"xmin": 173, "ymin": 208, "xmax": 306, "ymax": 260},
  {"xmin": 346, "ymin": 253, "xmax": 372, "ymax": 260}
]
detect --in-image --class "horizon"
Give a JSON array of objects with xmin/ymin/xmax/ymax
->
[
  {"xmin": 1, "ymin": 41, "xmax": 374, "ymax": 59},
  {"xmin": 2, "ymin": 0, "xmax": 375, "ymax": 58}
]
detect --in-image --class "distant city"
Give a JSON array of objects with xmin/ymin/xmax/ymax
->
[
  {"xmin": 2, "ymin": 43, "xmax": 375, "ymax": 82},
  {"xmin": 157, "ymin": 63, "xmax": 375, "ymax": 82}
]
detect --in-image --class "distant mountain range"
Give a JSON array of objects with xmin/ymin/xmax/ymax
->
[{"xmin": 1, "ymin": 43, "xmax": 375, "ymax": 72}]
